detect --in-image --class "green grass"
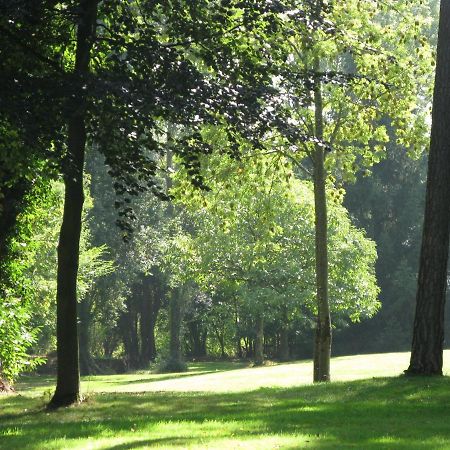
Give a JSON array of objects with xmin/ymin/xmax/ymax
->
[{"xmin": 2, "ymin": 352, "xmax": 450, "ymax": 449}]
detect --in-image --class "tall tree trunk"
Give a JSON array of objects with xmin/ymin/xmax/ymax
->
[
  {"xmin": 139, "ymin": 275, "xmax": 161, "ymax": 366},
  {"xmin": 49, "ymin": 0, "xmax": 98, "ymax": 408},
  {"xmin": 313, "ymin": 57, "xmax": 331, "ymax": 383},
  {"xmin": 406, "ymin": 1, "xmax": 450, "ymax": 376},
  {"xmin": 254, "ymin": 314, "xmax": 264, "ymax": 366}
]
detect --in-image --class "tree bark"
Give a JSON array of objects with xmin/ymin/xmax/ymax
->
[
  {"xmin": 49, "ymin": 0, "xmax": 98, "ymax": 408},
  {"xmin": 254, "ymin": 314, "xmax": 264, "ymax": 365},
  {"xmin": 312, "ymin": 56, "xmax": 331, "ymax": 382},
  {"xmin": 139, "ymin": 274, "xmax": 161, "ymax": 366},
  {"xmin": 406, "ymin": 1, "xmax": 450, "ymax": 376}
]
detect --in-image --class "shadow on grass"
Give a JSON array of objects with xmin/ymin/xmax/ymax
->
[
  {"xmin": 105, "ymin": 437, "xmax": 198, "ymax": 450},
  {"xmin": 92, "ymin": 371, "xmax": 220, "ymax": 387},
  {"xmin": 2, "ymin": 376, "xmax": 450, "ymax": 449},
  {"xmin": 107, "ymin": 362, "xmax": 251, "ymax": 387},
  {"xmin": 16, "ymin": 361, "xmax": 250, "ymax": 393}
]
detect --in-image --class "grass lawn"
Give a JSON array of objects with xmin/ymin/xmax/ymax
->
[{"xmin": 2, "ymin": 351, "xmax": 450, "ymax": 449}]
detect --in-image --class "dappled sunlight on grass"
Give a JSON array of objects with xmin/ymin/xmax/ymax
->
[{"xmin": 4, "ymin": 352, "xmax": 450, "ymax": 448}]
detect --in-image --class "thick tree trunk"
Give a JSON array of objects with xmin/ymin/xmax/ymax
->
[
  {"xmin": 254, "ymin": 314, "xmax": 264, "ymax": 365},
  {"xmin": 50, "ymin": 145, "xmax": 84, "ymax": 407},
  {"xmin": 139, "ymin": 275, "xmax": 161, "ymax": 366},
  {"xmin": 312, "ymin": 59, "xmax": 331, "ymax": 383},
  {"xmin": 49, "ymin": 0, "xmax": 97, "ymax": 408},
  {"xmin": 406, "ymin": 1, "xmax": 450, "ymax": 376}
]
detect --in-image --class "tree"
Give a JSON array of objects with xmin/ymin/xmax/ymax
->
[
  {"xmin": 48, "ymin": 0, "xmax": 98, "ymax": 409},
  {"xmin": 268, "ymin": 0, "xmax": 432, "ymax": 381},
  {"xmin": 0, "ymin": 185, "xmax": 50, "ymax": 387},
  {"xmin": 339, "ymin": 148, "xmax": 427, "ymax": 355},
  {"xmin": 175, "ymin": 152, "xmax": 379, "ymax": 365},
  {"xmin": 406, "ymin": 0, "xmax": 450, "ymax": 376},
  {"xmin": 0, "ymin": 2, "xmax": 66, "ymax": 386}
]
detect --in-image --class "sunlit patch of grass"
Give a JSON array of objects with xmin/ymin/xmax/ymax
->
[
  {"xmin": 3, "ymin": 352, "xmax": 450, "ymax": 448},
  {"xmin": 18, "ymin": 350, "xmax": 450, "ymax": 396}
]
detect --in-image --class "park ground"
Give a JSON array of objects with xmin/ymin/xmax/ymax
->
[{"xmin": 2, "ymin": 351, "xmax": 450, "ymax": 449}]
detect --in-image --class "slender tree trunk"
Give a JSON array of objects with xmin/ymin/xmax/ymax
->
[
  {"xmin": 254, "ymin": 314, "xmax": 264, "ymax": 365},
  {"xmin": 312, "ymin": 57, "xmax": 331, "ymax": 383},
  {"xmin": 406, "ymin": 1, "xmax": 450, "ymax": 376},
  {"xmin": 49, "ymin": 1, "xmax": 98, "ymax": 408}
]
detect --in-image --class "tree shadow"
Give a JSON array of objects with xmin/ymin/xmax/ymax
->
[{"xmin": 2, "ymin": 376, "xmax": 450, "ymax": 449}]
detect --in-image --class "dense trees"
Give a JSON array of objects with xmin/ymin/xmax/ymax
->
[
  {"xmin": 173, "ymin": 152, "xmax": 379, "ymax": 364},
  {"xmin": 0, "ymin": 0, "xmax": 441, "ymax": 402},
  {"xmin": 265, "ymin": 0, "xmax": 432, "ymax": 381},
  {"xmin": 339, "ymin": 149, "xmax": 426, "ymax": 354},
  {"xmin": 1, "ymin": 0, "xmax": 289, "ymax": 403}
]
